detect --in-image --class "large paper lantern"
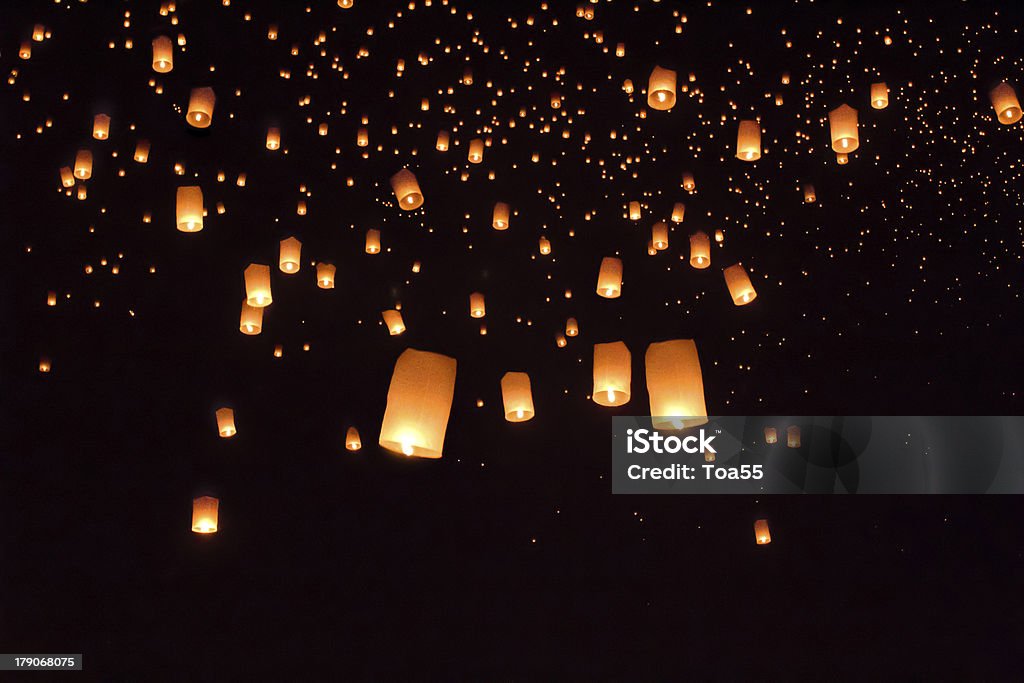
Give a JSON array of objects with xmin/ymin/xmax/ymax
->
[
  {"xmin": 92, "ymin": 114, "xmax": 111, "ymax": 140},
  {"xmin": 501, "ymin": 372, "xmax": 535, "ymax": 422},
  {"xmin": 175, "ymin": 186, "xmax": 204, "ymax": 232},
  {"xmin": 724, "ymin": 263, "xmax": 757, "ymax": 305},
  {"xmin": 647, "ymin": 65, "xmax": 677, "ymax": 111},
  {"xmin": 345, "ymin": 426, "xmax": 362, "ymax": 451},
  {"xmin": 652, "ymin": 222, "xmax": 669, "ymax": 250},
  {"xmin": 74, "ymin": 150, "xmax": 93, "ymax": 180},
  {"xmin": 239, "ymin": 300, "xmax": 262, "ymax": 335},
  {"xmin": 215, "ymin": 407, "xmax": 236, "ymax": 437},
  {"xmin": 645, "ymin": 339, "xmax": 707, "ymax": 430},
  {"xmin": 186, "ymin": 87, "xmax": 216, "ymax": 128},
  {"xmin": 736, "ymin": 119, "xmax": 761, "ymax": 161},
  {"xmin": 754, "ymin": 519, "xmax": 771, "ymax": 545},
  {"xmin": 244, "ymin": 263, "xmax": 272, "ymax": 307},
  {"xmin": 828, "ymin": 104, "xmax": 859, "ymax": 153},
  {"xmin": 316, "ymin": 262, "xmax": 336, "ymax": 289},
  {"xmin": 492, "ymin": 202, "xmax": 511, "ymax": 230},
  {"xmin": 870, "ymin": 82, "xmax": 889, "ymax": 110},
  {"xmin": 593, "ymin": 341, "xmax": 631, "ymax": 406},
  {"xmin": 436, "ymin": 130, "xmax": 450, "ymax": 151},
  {"xmin": 390, "ymin": 168, "xmax": 423, "ymax": 210},
  {"xmin": 266, "ymin": 126, "xmax": 281, "ymax": 150},
  {"xmin": 990, "ymin": 82, "xmax": 1022, "ymax": 124},
  {"xmin": 378, "ymin": 348, "xmax": 457, "ymax": 458},
  {"xmin": 59, "ymin": 166, "xmax": 75, "ymax": 187},
  {"xmin": 596, "ymin": 257, "xmax": 623, "ymax": 298},
  {"xmin": 628, "ymin": 201, "xmax": 642, "ymax": 221},
  {"xmin": 191, "ymin": 496, "xmax": 219, "ymax": 534},
  {"xmin": 365, "ymin": 229, "xmax": 381, "ymax": 254},
  {"xmin": 382, "ymin": 309, "xmax": 406, "ymax": 335},
  {"xmin": 689, "ymin": 232, "xmax": 711, "ymax": 269},
  {"xmin": 279, "ymin": 237, "xmax": 301, "ymax": 273},
  {"xmin": 566, "ymin": 317, "xmax": 579, "ymax": 337},
  {"xmin": 152, "ymin": 36, "xmax": 173, "ymax": 72},
  {"xmin": 469, "ymin": 292, "xmax": 486, "ymax": 318},
  {"xmin": 468, "ymin": 138, "xmax": 484, "ymax": 163},
  {"xmin": 671, "ymin": 202, "xmax": 686, "ymax": 223}
]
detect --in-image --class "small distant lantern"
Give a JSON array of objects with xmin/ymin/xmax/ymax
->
[
  {"xmin": 134, "ymin": 139, "xmax": 150, "ymax": 163},
  {"xmin": 378, "ymin": 348, "xmax": 457, "ymax": 458},
  {"xmin": 316, "ymin": 262, "xmax": 336, "ymax": 289},
  {"xmin": 682, "ymin": 172, "xmax": 696, "ymax": 192},
  {"xmin": 647, "ymin": 65, "xmax": 677, "ymax": 111},
  {"xmin": 191, "ymin": 496, "xmax": 219, "ymax": 534},
  {"xmin": 803, "ymin": 184, "xmax": 816, "ymax": 203},
  {"xmin": 244, "ymin": 263, "xmax": 273, "ymax": 307},
  {"xmin": 279, "ymin": 237, "xmax": 301, "ymax": 274},
  {"xmin": 186, "ymin": 87, "xmax": 216, "ymax": 128},
  {"xmin": 152, "ymin": 36, "xmax": 173, "ymax": 73},
  {"xmin": 828, "ymin": 104, "xmax": 859, "ymax": 153},
  {"xmin": 39, "ymin": 356, "xmax": 51, "ymax": 373},
  {"xmin": 345, "ymin": 427, "xmax": 362, "ymax": 451},
  {"xmin": 754, "ymin": 519, "xmax": 771, "ymax": 545},
  {"xmin": 436, "ymin": 130, "xmax": 450, "ymax": 151},
  {"xmin": 59, "ymin": 166, "xmax": 75, "ymax": 188},
  {"xmin": 724, "ymin": 263, "xmax": 757, "ymax": 305},
  {"xmin": 671, "ymin": 202, "xmax": 685, "ymax": 223},
  {"xmin": 501, "ymin": 372, "xmax": 535, "ymax": 422},
  {"xmin": 47, "ymin": 291, "xmax": 57, "ymax": 307},
  {"xmin": 390, "ymin": 168, "xmax": 424, "ymax": 210},
  {"xmin": 593, "ymin": 341, "xmax": 631, "ymax": 406},
  {"xmin": 356, "ymin": 127, "xmax": 369, "ymax": 146},
  {"xmin": 92, "ymin": 114, "xmax": 111, "ymax": 140},
  {"xmin": 764, "ymin": 427, "xmax": 778, "ymax": 444},
  {"xmin": 175, "ymin": 186, "xmax": 204, "ymax": 232},
  {"xmin": 689, "ymin": 231, "xmax": 711, "ymax": 269},
  {"xmin": 596, "ymin": 257, "xmax": 623, "ymax": 298},
  {"xmin": 870, "ymin": 82, "xmax": 889, "ymax": 110},
  {"xmin": 382, "ymin": 309, "xmax": 406, "ymax": 335},
  {"xmin": 74, "ymin": 150, "xmax": 93, "ymax": 180},
  {"xmin": 836, "ymin": 152, "xmax": 849, "ymax": 165},
  {"xmin": 266, "ymin": 126, "xmax": 281, "ymax": 150},
  {"xmin": 492, "ymin": 202, "xmax": 510, "ymax": 230},
  {"xmin": 735, "ymin": 119, "xmax": 761, "ymax": 161},
  {"xmin": 215, "ymin": 407, "xmax": 236, "ymax": 437},
  {"xmin": 365, "ymin": 229, "xmax": 381, "ymax": 254},
  {"xmin": 539, "ymin": 236, "xmax": 551, "ymax": 255},
  {"xmin": 469, "ymin": 292, "xmax": 486, "ymax": 318},
  {"xmin": 990, "ymin": 82, "xmax": 1022, "ymax": 124},
  {"xmin": 628, "ymin": 201, "xmax": 641, "ymax": 221},
  {"xmin": 239, "ymin": 300, "xmax": 263, "ymax": 335},
  {"xmin": 652, "ymin": 222, "xmax": 669, "ymax": 251},
  {"xmin": 566, "ymin": 317, "xmax": 579, "ymax": 337},
  {"xmin": 468, "ymin": 138, "xmax": 484, "ymax": 163},
  {"xmin": 645, "ymin": 339, "xmax": 707, "ymax": 430},
  {"xmin": 787, "ymin": 426, "xmax": 801, "ymax": 448},
  {"xmin": 555, "ymin": 333, "xmax": 567, "ymax": 347},
  {"xmin": 19, "ymin": 41, "xmax": 31, "ymax": 60}
]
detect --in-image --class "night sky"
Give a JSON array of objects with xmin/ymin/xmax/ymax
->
[{"xmin": 5, "ymin": 0, "xmax": 1024, "ymax": 679}]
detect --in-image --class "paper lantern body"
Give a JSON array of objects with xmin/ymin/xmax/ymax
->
[
  {"xmin": 647, "ymin": 66, "xmax": 677, "ymax": 110},
  {"xmin": 736, "ymin": 120, "xmax": 761, "ymax": 161},
  {"xmin": 74, "ymin": 150, "xmax": 93, "ymax": 179},
  {"xmin": 671, "ymin": 203, "xmax": 686, "ymax": 223},
  {"xmin": 764, "ymin": 427, "xmax": 778, "ymax": 444},
  {"xmin": 652, "ymin": 222, "xmax": 669, "ymax": 250},
  {"xmin": 244, "ymin": 263, "xmax": 273, "ymax": 307},
  {"xmin": 382, "ymin": 309, "xmax": 406, "ymax": 335},
  {"xmin": 593, "ymin": 341, "xmax": 631, "ymax": 406},
  {"xmin": 469, "ymin": 292, "xmax": 486, "ymax": 318},
  {"xmin": 501, "ymin": 372, "xmax": 535, "ymax": 422},
  {"xmin": 175, "ymin": 186, "xmax": 204, "ymax": 232},
  {"xmin": 828, "ymin": 104, "xmax": 859, "ymax": 152},
  {"xmin": 239, "ymin": 301, "xmax": 263, "ymax": 335},
  {"xmin": 645, "ymin": 339, "xmax": 708, "ymax": 430},
  {"xmin": 870, "ymin": 82, "xmax": 889, "ymax": 110},
  {"xmin": 215, "ymin": 407, "xmax": 236, "ymax": 437},
  {"xmin": 689, "ymin": 232, "xmax": 711, "ymax": 269},
  {"xmin": 787, "ymin": 426, "xmax": 801, "ymax": 448},
  {"xmin": 492, "ymin": 202, "xmax": 510, "ymax": 230},
  {"xmin": 278, "ymin": 237, "xmax": 301, "ymax": 273},
  {"xmin": 468, "ymin": 138, "xmax": 484, "ymax": 163},
  {"xmin": 724, "ymin": 263, "xmax": 757, "ymax": 305},
  {"xmin": 379, "ymin": 349, "xmax": 457, "ymax": 458},
  {"xmin": 390, "ymin": 168, "xmax": 424, "ymax": 209},
  {"xmin": 990, "ymin": 82, "xmax": 1022, "ymax": 124},
  {"xmin": 596, "ymin": 257, "xmax": 623, "ymax": 298},
  {"xmin": 345, "ymin": 427, "xmax": 362, "ymax": 451},
  {"xmin": 93, "ymin": 114, "xmax": 111, "ymax": 140},
  {"xmin": 187, "ymin": 87, "xmax": 216, "ymax": 128},
  {"xmin": 365, "ymin": 229, "xmax": 381, "ymax": 254},
  {"xmin": 191, "ymin": 496, "xmax": 219, "ymax": 534},
  {"xmin": 754, "ymin": 519, "xmax": 771, "ymax": 545},
  {"xmin": 316, "ymin": 262, "xmax": 336, "ymax": 289},
  {"xmin": 152, "ymin": 36, "xmax": 173, "ymax": 72}
]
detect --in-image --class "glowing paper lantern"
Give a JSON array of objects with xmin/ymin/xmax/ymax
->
[
  {"xmin": 186, "ymin": 87, "xmax": 216, "ymax": 128},
  {"xmin": 468, "ymin": 138, "xmax": 484, "ymax": 163},
  {"xmin": 689, "ymin": 232, "xmax": 711, "ymax": 269},
  {"xmin": 239, "ymin": 300, "xmax": 262, "ymax": 335},
  {"xmin": 764, "ymin": 427, "xmax": 778, "ymax": 444},
  {"xmin": 357, "ymin": 127, "xmax": 368, "ymax": 147},
  {"xmin": 134, "ymin": 139, "xmax": 150, "ymax": 163},
  {"xmin": 266, "ymin": 126, "xmax": 281, "ymax": 150},
  {"xmin": 316, "ymin": 262, "xmax": 336, "ymax": 289},
  {"xmin": 152, "ymin": 36, "xmax": 173, "ymax": 72},
  {"xmin": 539, "ymin": 237, "xmax": 551, "ymax": 255},
  {"xmin": 365, "ymin": 229, "xmax": 381, "ymax": 254},
  {"xmin": 279, "ymin": 237, "xmax": 301, "ymax": 274},
  {"xmin": 215, "ymin": 407, "xmax": 236, "ymax": 437},
  {"xmin": 645, "ymin": 339, "xmax": 707, "ymax": 430},
  {"xmin": 492, "ymin": 202, "xmax": 510, "ymax": 230},
  {"xmin": 175, "ymin": 186, "xmax": 204, "ymax": 232},
  {"xmin": 735, "ymin": 120, "xmax": 761, "ymax": 161},
  {"xmin": 436, "ymin": 130, "xmax": 450, "ymax": 151},
  {"xmin": 787, "ymin": 426, "xmax": 801, "ymax": 448},
  {"xmin": 378, "ymin": 348, "xmax": 457, "ymax": 458},
  {"xmin": 345, "ymin": 427, "xmax": 362, "ymax": 451},
  {"xmin": 682, "ymin": 172, "xmax": 695, "ymax": 192},
  {"xmin": 501, "ymin": 372, "xmax": 535, "ymax": 422},
  {"xmin": 803, "ymin": 184, "xmax": 816, "ymax": 203},
  {"xmin": 628, "ymin": 201, "xmax": 641, "ymax": 221},
  {"xmin": 19, "ymin": 41, "xmax": 31, "ymax": 60},
  {"xmin": 990, "ymin": 82, "xmax": 1022, "ymax": 124},
  {"xmin": 390, "ymin": 168, "xmax": 423, "ymax": 210},
  {"xmin": 92, "ymin": 114, "xmax": 111, "ymax": 140},
  {"xmin": 671, "ymin": 203, "xmax": 686, "ymax": 223},
  {"xmin": 870, "ymin": 82, "xmax": 889, "ymax": 110},
  {"xmin": 754, "ymin": 519, "xmax": 771, "ymax": 545},
  {"xmin": 566, "ymin": 318, "xmax": 579, "ymax": 337},
  {"xmin": 382, "ymin": 309, "xmax": 406, "ymax": 335},
  {"xmin": 469, "ymin": 292, "xmax": 486, "ymax": 318},
  {"xmin": 652, "ymin": 222, "xmax": 669, "ymax": 251},
  {"xmin": 836, "ymin": 152, "xmax": 849, "ymax": 165},
  {"xmin": 593, "ymin": 341, "xmax": 631, "ymax": 406},
  {"xmin": 191, "ymin": 496, "xmax": 219, "ymax": 534},
  {"xmin": 647, "ymin": 65, "xmax": 677, "ymax": 111},
  {"xmin": 39, "ymin": 357, "xmax": 51, "ymax": 373},
  {"xmin": 59, "ymin": 167, "xmax": 75, "ymax": 188},
  {"xmin": 74, "ymin": 150, "xmax": 93, "ymax": 180},
  {"xmin": 724, "ymin": 263, "xmax": 757, "ymax": 305},
  {"xmin": 244, "ymin": 263, "xmax": 272, "ymax": 307},
  {"xmin": 828, "ymin": 104, "xmax": 859, "ymax": 153},
  {"xmin": 596, "ymin": 257, "xmax": 623, "ymax": 298}
]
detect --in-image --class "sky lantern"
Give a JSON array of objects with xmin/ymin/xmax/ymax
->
[
  {"xmin": 92, "ymin": 114, "xmax": 111, "ymax": 140},
  {"xmin": 671, "ymin": 203, "xmax": 685, "ymax": 223},
  {"xmin": 596, "ymin": 257, "xmax": 623, "ymax": 298},
  {"xmin": 501, "ymin": 372, "xmax": 535, "ymax": 422},
  {"xmin": 39, "ymin": 356, "xmax": 51, "ymax": 373},
  {"xmin": 244, "ymin": 264, "xmax": 272, "ymax": 307},
  {"xmin": 382, "ymin": 309, "xmax": 406, "ymax": 335},
  {"xmin": 647, "ymin": 65, "xmax": 677, "ymax": 110},
  {"xmin": 74, "ymin": 150, "xmax": 93, "ymax": 180},
  {"xmin": 390, "ymin": 168, "xmax": 424, "ymax": 210},
  {"xmin": 215, "ymin": 407, "xmax": 236, "ymax": 437},
  {"xmin": 345, "ymin": 427, "xmax": 362, "ymax": 451},
  {"xmin": 990, "ymin": 82, "xmax": 1022, "ymax": 124},
  {"xmin": 492, "ymin": 202, "xmax": 511, "ymax": 230},
  {"xmin": 316, "ymin": 262, "xmax": 336, "ymax": 289},
  {"xmin": 645, "ymin": 339, "xmax": 708, "ymax": 430},
  {"xmin": 555, "ymin": 333, "xmax": 567, "ymax": 348},
  {"xmin": 378, "ymin": 348, "xmax": 457, "ymax": 459},
  {"xmin": 191, "ymin": 496, "xmax": 219, "ymax": 534},
  {"xmin": 803, "ymin": 184, "xmax": 816, "ymax": 203},
  {"xmin": 468, "ymin": 138, "xmax": 484, "ymax": 163},
  {"xmin": 539, "ymin": 237, "xmax": 551, "ymax": 255},
  {"xmin": 19, "ymin": 41, "xmax": 31, "ymax": 60},
  {"xmin": 134, "ymin": 140, "xmax": 150, "ymax": 163},
  {"xmin": 365, "ymin": 229, "xmax": 381, "ymax": 254},
  {"xmin": 652, "ymin": 222, "xmax": 669, "ymax": 250},
  {"xmin": 736, "ymin": 119, "xmax": 761, "ymax": 161},
  {"xmin": 469, "ymin": 292, "xmax": 486, "ymax": 318},
  {"xmin": 357, "ymin": 127, "xmax": 369, "ymax": 147},
  {"xmin": 787, "ymin": 426, "xmax": 801, "ymax": 448},
  {"xmin": 436, "ymin": 130, "xmax": 450, "ymax": 151},
  {"xmin": 186, "ymin": 87, "xmax": 215, "ymax": 128},
  {"xmin": 628, "ymin": 201, "xmax": 641, "ymax": 221},
  {"xmin": 266, "ymin": 126, "xmax": 281, "ymax": 150},
  {"xmin": 682, "ymin": 172, "xmax": 695, "ymax": 192},
  {"xmin": 836, "ymin": 152, "xmax": 849, "ymax": 165},
  {"xmin": 175, "ymin": 186, "xmax": 204, "ymax": 232},
  {"xmin": 870, "ymin": 82, "xmax": 889, "ymax": 109},
  {"xmin": 59, "ymin": 166, "xmax": 75, "ymax": 187},
  {"xmin": 279, "ymin": 237, "xmax": 301, "ymax": 274},
  {"xmin": 724, "ymin": 263, "xmax": 757, "ymax": 305},
  {"xmin": 566, "ymin": 318, "xmax": 579, "ymax": 337},
  {"xmin": 754, "ymin": 519, "xmax": 771, "ymax": 545},
  {"xmin": 239, "ymin": 300, "xmax": 262, "ymax": 335},
  {"xmin": 593, "ymin": 341, "xmax": 631, "ymax": 406},
  {"xmin": 828, "ymin": 104, "xmax": 859, "ymax": 153},
  {"xmin": 689, "ymin": 232, "xmax": 711, "ymax": 269},
  {"xmin": 152, "ymin": 36, "xmax": 173, "ymax": 72},
  {"xmin": 338, "ymin": 0, "xmax": 354, "ymax": 8},
  {"xmin": 764, "ymin": 427, "xmax": 778, "ymax": 444}
]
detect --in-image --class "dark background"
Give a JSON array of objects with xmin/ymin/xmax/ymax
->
[{"xmin": 3, "ymin": 0, "xmax": 1023, "ymax": 679}]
